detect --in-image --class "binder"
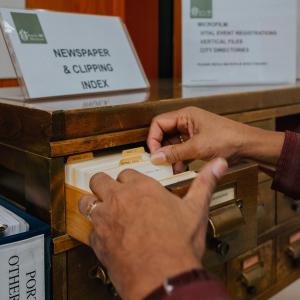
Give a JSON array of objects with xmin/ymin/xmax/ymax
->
[{"xmin": 0, "ymin": 195, "xmax": 51, "ymax": 300}]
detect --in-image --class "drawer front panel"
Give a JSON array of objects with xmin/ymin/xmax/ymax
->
[
  {"xmin": 203, "ymin": 163, "xmax": 258, "ymax": 268},
  {"xmin": 227, "ymin": 240, "xmax": 274, "ymax": 300},
  {"xmin": 277, "ymin": 192, "xmax": 300, "ymax": 224},
  {"xmin": 277, "ymin": 227, "xmax": 300, "ymax": 282},
  {"xmin": 257, "ymin": 179, "xmax": 275, "ymax": 235},
  {"xmin": 67, "ymin": 246, "xmax": 118, "ymax": 300}
]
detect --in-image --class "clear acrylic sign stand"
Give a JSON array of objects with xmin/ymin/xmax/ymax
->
[{"xmin": 0, "ymin": 8, "xmax": 149, "ymax": 102}]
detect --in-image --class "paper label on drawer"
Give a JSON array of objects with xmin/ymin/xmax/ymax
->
[
  {"xmin": 243, "ymin": 255, "xmax": 259, "ymax": 270},
  {"xmin": 290, "ymin": 231, "xmax": 300, "ymax": 244},
  {"xmin": 210, "ymin": 187, "xmax": 235, "ymax": 207}
]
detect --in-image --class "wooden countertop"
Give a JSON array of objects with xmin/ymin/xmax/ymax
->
[{"xmin": 1, "ymin": 79, "xmax": 300, "ymax": 157}]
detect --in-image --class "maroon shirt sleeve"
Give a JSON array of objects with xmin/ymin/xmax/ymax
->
[
  {"xmin": 144, "ymin": 269, "xmax": 229, "ymax": 300},
  {"xmin": 147, "ymin": 280, "xmax": 229, "ymax": 300},
  {"xmin": 272, "ymin": 131, "xmax": 300, "ymax": 199}
]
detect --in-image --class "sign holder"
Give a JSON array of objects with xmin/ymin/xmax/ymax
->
[
  {"xmin": 0, "ymin": 8, "xmax": 149, "ymax": 101},
  {"xmin": 182, "ymin": 0, "xmax": 297, "ymax": 86}
]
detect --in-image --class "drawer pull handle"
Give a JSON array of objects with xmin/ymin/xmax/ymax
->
[
  {"xmin": 287, "ymin": 240, "xmax": 300, "ymax": 266},
  {"xmin": 88, "ymin": 265, "xmax": 111, "ymax": 285},
  {"xmin": 208, "ymin": 237, "xmax": 230, "ymax": 257},
  {"xmin": 242, "ymin": 264, "xmax": 264, "ymax": 295},
  {"xmin": 246, "ymin": 286, "xmax": 257, "ymax": 296},
  {"xmin": 208, "ymin": 202, "xmax": 245, "ymax": 238},
  {"xmin": 291, "ymin": 200, "xmax": 299, "ymax": 212},
  {"xmin": 89, "ymin": 265, "xmax": 119, "ymax": 297}
]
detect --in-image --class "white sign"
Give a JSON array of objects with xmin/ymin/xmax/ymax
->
[
  {"xmin": 0, "ymin": 235, "xmax": 45, "ymax": 300},
  {"xmin": 182, "ymin": 0, "xmax": 297, "ymax": 86},
  {"xmin": 0, "ymin": 0, "xmax": 24, "ymax": 79},
  {"xmin": 0, "ymin": 9, "xmax": 149, "ymax": 99}
]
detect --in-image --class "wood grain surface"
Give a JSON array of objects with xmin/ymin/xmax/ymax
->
[{"xmin": 2, "ymin": 81, "xmax": 300, "ymax": 157}]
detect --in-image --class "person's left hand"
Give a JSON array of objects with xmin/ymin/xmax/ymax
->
[{"xmin": 78, "ymin": 158, "xmax": 227, "ymax": 300}]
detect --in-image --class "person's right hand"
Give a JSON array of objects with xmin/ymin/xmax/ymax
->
[
  {"xmin": 78, "ymin": 158, "xmax": 228, "ymax": 300},
  {"xmin": 147, "ymin": 107, "xmax": 284, "ymax": 169}
]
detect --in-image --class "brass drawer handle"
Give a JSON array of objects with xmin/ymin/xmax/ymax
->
[
  {"xmin": 290, "ymin": 200, "xmax": 300, "ymax": 212},
  {"xmin": 287, "ymin": 240, "xmax": 300, "ymax": 261},
  {"xmin": 88, "ymin": 265, "xmax": 119, "ymax": 297},
  {"xmin": 208, "ymin": 202, "xmax": 245, "ymax": 238},
  {"xmin": 242, "ymin": 264, "xmax": 264, "ymax": 295},
  {"xmin": 207, "ymin": 237, "xmax": 230, "ymax": 257},
  {"xmin": 88, "ymin": 265, "xmax": 111, "ymax": 285}
]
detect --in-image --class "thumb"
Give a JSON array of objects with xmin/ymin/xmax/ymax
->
[
  {"xmin": 184, "ymin": 158, "xmax": 228, "ymax": 214},
  {"xmin": 151, "ymin": 138, "xmax": 197, "ymax": 165}
]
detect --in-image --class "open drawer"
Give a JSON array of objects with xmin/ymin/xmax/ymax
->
[
  {"xmin": 65, "ymin": 153, "xmax": 258, "ymax": 265},
  {"xmin": 65, "ymin": 147, "xmax": 197, "ymax": 245}
]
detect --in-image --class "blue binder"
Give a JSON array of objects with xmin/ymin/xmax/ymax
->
[{"xmin": 0, "ymin": 195, "xmax": 51, "ymax": 300}]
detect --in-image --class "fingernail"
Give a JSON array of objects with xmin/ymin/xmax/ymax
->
[
  {"xmin": 211, "ymin": 158, "xmax": 228, "ymax": 179},
  {"xmin": 151, "ymin": 152, "xmax": 167, "ymax": 165},
  {"xmin": 173, "ymin": 162, "xmax": 188, "ymax": 174}
]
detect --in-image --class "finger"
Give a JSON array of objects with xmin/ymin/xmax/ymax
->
[
  {"xmin": 173, "ymin": 161, "xmax": 188, "ymax": 174},
  {"xmin": 177, "ymin": 111, "xmax": 195, "ymax": 138},
  {"xmin": 184, "ymin": 158, "xmax": 228, "ymax": 215},
  {"xmin": 147, "ymin": 111, "xmax": 180, "ymax": 153},
  {"xmin": 78, "ymin": 194, "xmax": 100, "ymax": 219},
  {"xmin": 89, "ymin": 230, "xmax": 98, "ymax": 248},
  {"xmin": 116, "ymin": 168, "xmax": 148, "ymax": 184},
  {"xmin": 90, "ymin": 172, "xmax": 120, "ymax": 202},
  {"xmin": 150, "ymin": 138, "xmax": 198, "ymax": 165}
]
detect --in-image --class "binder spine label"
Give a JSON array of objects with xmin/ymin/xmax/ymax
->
[{"xmin": 0, "ymin": 235, "xmax": 45, "ymax": 300}]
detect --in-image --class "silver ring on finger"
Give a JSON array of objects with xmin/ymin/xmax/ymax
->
[{"xmin": 85, "ymin": 200, "xmax": 99, "ymax": 221}]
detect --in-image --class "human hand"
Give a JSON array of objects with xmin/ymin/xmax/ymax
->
[
  {"xmin": 147, "ymin": 107, "xmax": 284, "ymax": 169},
  {"xmin": 78, "ymin": 158, "xmax": 228, "ymax": 300}
]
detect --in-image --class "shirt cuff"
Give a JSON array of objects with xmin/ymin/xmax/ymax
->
[
  {"xmin": 272, "ymin": 131, "xmax": 300, "ymax": 199},
  {"xmin": 144, "ymin": 269, "xmax": 229, "ymax": 300}
]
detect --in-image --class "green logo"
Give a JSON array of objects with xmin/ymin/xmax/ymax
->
[
  {"xmin": 11, "ymin": 12, "xmax": 47, "ymax": 44},
  {"xmin": 190, "ymin": 0, "xmax": 212, "ymax": 19}
]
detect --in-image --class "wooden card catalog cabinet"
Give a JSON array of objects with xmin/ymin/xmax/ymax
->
[
  {"xmin": 227, "ymin": 241, "xmax": 274, "ymax": 299},
  {"xmin": 65, "ymin": 160, "xmax": 258, "ymax": 292},
  {"xmin": 203, "ymin": 162, "xmax": 258, "ymax": 268}
]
